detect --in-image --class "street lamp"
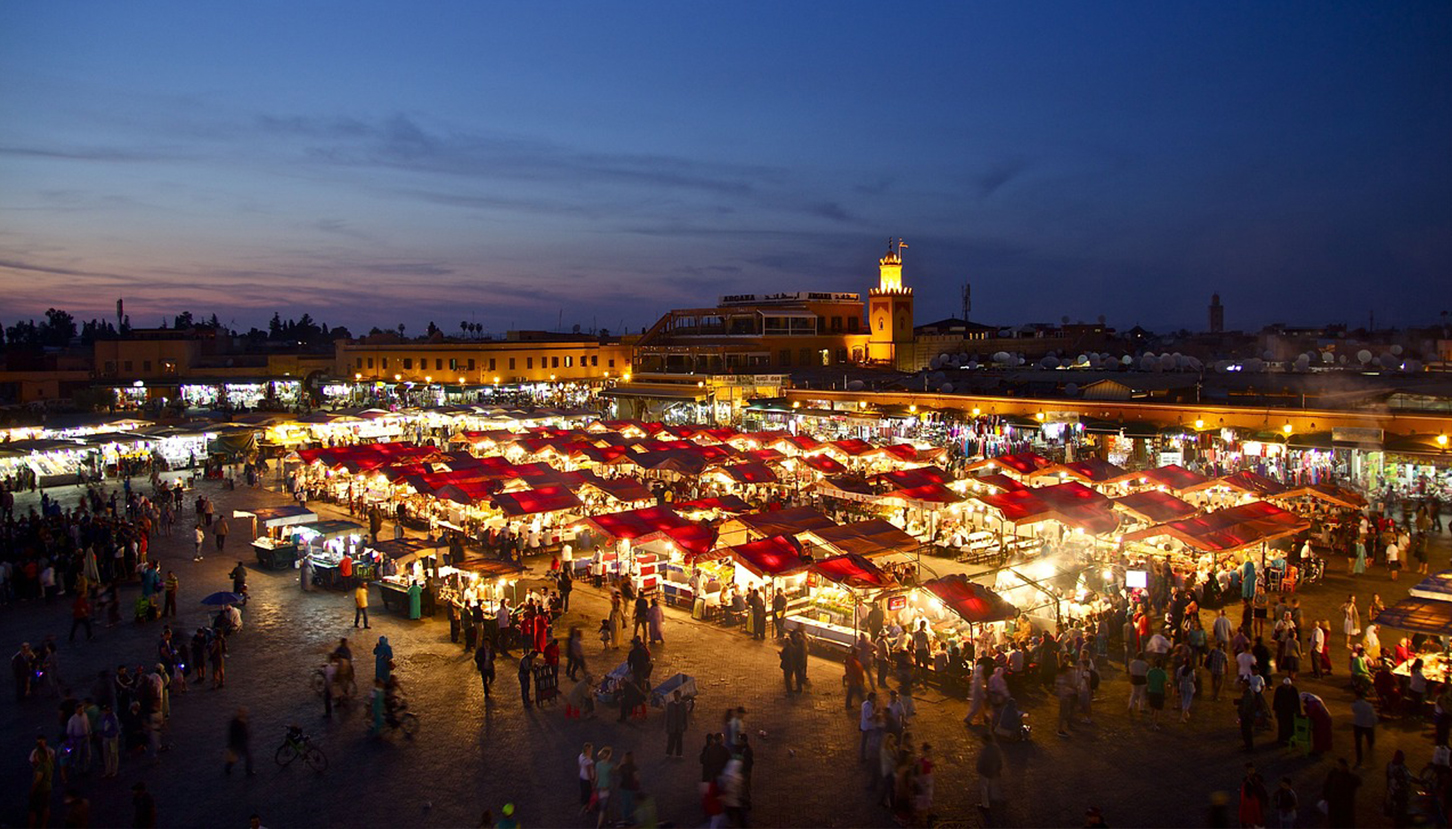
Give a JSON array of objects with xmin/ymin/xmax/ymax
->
[
  {"xmin": 1438, "ymin": 434, "xmax": 1449, "ymax": 448},
  {"xmin": 1282, "ymin": 423, "xmax": 1293, "ymax": 435},
  {"xmin": 1194, "ymin": 418, "xmax": 1204, "ymax": 430}
]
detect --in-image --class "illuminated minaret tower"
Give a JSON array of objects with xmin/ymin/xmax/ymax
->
[{"xmin": 867, "ymin": 237, "xmax": 914, "ymax": 365}]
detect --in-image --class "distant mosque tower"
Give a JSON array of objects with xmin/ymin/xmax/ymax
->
[
  {"xmin": 868, "ymin": 237, "xmax": 914, "ymax": 366},
  {"xmin": 1209, "ymin": 293, "xmax": 1224, "ymax": 334}
]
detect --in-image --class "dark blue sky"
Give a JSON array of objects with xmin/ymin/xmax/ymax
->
[{"xmin": 1, "ymin": 2, "xmax": 1448, "ymax": 335}]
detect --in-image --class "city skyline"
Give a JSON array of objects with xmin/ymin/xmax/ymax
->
[{"xmin": 1, "ymin": 2, "xmax": 1449, "ymax": 335}]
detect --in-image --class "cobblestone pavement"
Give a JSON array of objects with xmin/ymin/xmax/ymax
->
[{"xmin": 2, "ymin": 477, "xmax": 1447, "ymax": 827}]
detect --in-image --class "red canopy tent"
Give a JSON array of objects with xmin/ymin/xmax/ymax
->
[
  {"xmin": 824, "ymin": 438, "xmax": 880, "ymax": 458},
  {"xmin": 772, "ymin": 433, "xmax": 822, "ymax": 453},
  {"xmin": 1112, "ymin": 490, "xmax": 1199, "ymax": 524},
  {"xmin": 875, "ymin": 466, "xmax": 952, "ymax": 488},
  {"xmin": 673, "ymin": 495, "xmax": 753, "ymax": 514},
  {"xmin": 811, "ymin": 553, "xmax": 898, "ymax": 589},
  {"xmin": 1112, "ymin": 463, "xmax": 1211, "ymax": 493},
  {"xmin": 575, "ymin": 505, "xmax": 718, "ymax": 558},
  {"xmin": 490, "ymin": 486, "xmax": 583, "ymax": 516},
  {"xmin": 880, "ymin": 483, "xmax": 965, "ymax": 509},
  {"xmin": 579, "ymin": 475, "xmax": 653, "ymax": 503},
  {"xmin": 718, "ymin": 507, "xmax": 837, "ymax": 545},
  {"xmin": 1268, "ymin": 483, "xmax": 1368, "ymax": 510},
  {"xmin": 879, "ymin": 443, "xmax": 948, "ymax": 464},
  {"xmin": 963, "ymin": 451, "xmax": 1053, "ymax": 478},
  {"xmin": 1121, "ymin": 500, "xmax": 1309, "ymax": 553},
  {"xmin": 434, "ymin": 480, "xmax": 502, "ymax": 505},
  {"xmin": 740, "ymin": 448, "xmax": 787, "ymax": 465},
  {"xmin": 705, "ymin": 462, "xmax": 780, "ymax": 485},
  {"xmin": 1028, "ymin": 458, "xmax": 1127, "ymax": 484},
  {"xmin": 801, "ymin": 519, "xmax": 921, "ymax": 559},
  {"xmin": 969, "ymin": 473, "xmax": 1028, "ymax": 493},
  {"xmin": 795, "ymin": 454, "xmax": 847, "ymax": 475},
  {"xmin": 921, "ymin": 574, "xmax": 1018, "ymax": 624},
  {"xmin": 725, "ymin": 535, "xmax": 809, "ymax": 579}
]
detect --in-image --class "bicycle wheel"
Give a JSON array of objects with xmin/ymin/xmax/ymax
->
[
  {"xmin": 310, "ymin": 672, "xmax": 325, "ymax": 696},
  {"xmin": 274, "ymin": 743, "xmax": 298, "ymax": 766},
  {"xmin": 303, "ymin": 745, "xmax": 328, "ymax": 773},
  {"xmin": 399, "ymin": 713, "xmax": 419, "ymax": 737}
]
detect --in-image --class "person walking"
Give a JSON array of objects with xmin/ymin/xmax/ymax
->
[
  {"xmin": 1322, "ymin": 758, "xmax": 1361, "ymax": 828},
  {"xmin": 98, "ymin": 702, "xmax": 121, "ymax": 778},
  {"xmin": 373, "ymin": 636, "xmax": 392, "ymax": 682},
  {"xmin": 1341, "ymin": 596, "xmax": 1359, "ymax": 650},
  {"xmin": 354, "ymin": 582, "xmax": 371, "ymax": 629},
  {"xmin": 224, "ymin": 707, "xmax": 253, "ymax": 776},
  {"xmin": 474, "ymin": 641, "xmax": 495, "ymax": 702},
  {"xmin": 845, "ymin": 650, "xmax": 867, "ymax": 710},
  {"xmin": 214, "ymin": 516, "xmax": 230, "ymax": 552},
  {"xmin": 1351, "ymin": 692, "xmax": 1376, "ymax": 768},
  {"xmin": 69, "ymin": 593, "xmax": 94, "ymax": 643},
  {"xmin": 162, "ymin": 571, "xmax": 178, "ymax": 619},
  {"xmin": 566, "ymin": 627, "xmax": 586, "ymax": 681},
  {"xmin": 665, "ymin": 690, "xmax": 688, "ymax": 758},
  {"xmin": 193, "ymin": 524, "xmax": 205, "ymax": 562}
]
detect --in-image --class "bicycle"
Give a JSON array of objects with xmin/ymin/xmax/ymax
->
[{"xmin": 275, "ymin": 726, "xmax": 328, "ymax": 772}]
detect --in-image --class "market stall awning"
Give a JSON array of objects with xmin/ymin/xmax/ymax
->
[
  {"xmin": 875, "ymin": 466, "xmax": 952, "ymax": 488},
  {"xmin": 879, "ymin": 443, "xmax": 948, "ymax": 464},
  {"xmin": 1111, "ymin": 463, "xmax": 1211, "ymax": 493},
  {"xmin": 921, "ymin": 574, "xmax": 1018, "ymax": 624},
  {"xmin": 673, "ymin": 495, "xmax": 752, "ymax": 514},
  {"xmin": 881, "ymin": 483, "xmax": 965, "ymax": 510},
  {"xmin": 1121, "ymin": 500, "xmax": 1309, "ymax": 553},
  {"xmin": 491, "ymin": 486, "xmax": 583, "ymax": 516},
  {"xmin": 600, "ymin": 383, "xmax": 708, "ymax": 402},
  {"xmin": 623, "ymin": 449, "xmax": 710, "ymax": 476},
  {"xmin": 579, "ymin": 475, "xmax": 653, "ymax": 503},
  {"xmin": 966, "ymin": 473, "xmax": 1028, "ymax": 493},
  {"xmin": 814, "ymin": 476, "xmax": 880, "ymax": 503},
  {"xmin": 291, "ymin": 520, "xmax": 365, "ymax": 540},
  {"xmin": 1112, "ymin": 490, "xmax": 1198, "ymax": 524},
  {"xmin": 811, "ymin": 553, "xmax": 897, "ymax": 589},
  {"xmin": 772, "ymin": 433, "xmax": 821, "ymax": 453},
  {"xmin": 824, "ymin": 438, "xmax": 879, "ymax": 458},
  {"xmin": 801, "ymin": 519, "xmax": 921, "ymax": 559},
  {"xmin": 1267, "ymin": 484, "xmax": 1368, "ymax": 510},
  {"xmin": 458, "ymin": 558, "xmax": 529, "ymax": 579},
  {"xmin": 232, "ymin": 505, "xmax": 317, "ymax": 527},
  {"xmin": 740, "ymin": 448, "xmax": 787, "ymax": 465},
  {"xmin": 795, "ymin": 454, "xmax": 847, "ymax": 474},
  {"xmin": 704, "ymin": 462, "xmax": 780, "ymax": 485},
  {"xmin": 577, "ymin": 505, "xmax": 692, "ymax": 540},
  {"xmin": 719, "ymin": 506, "xmax": 837, "ymax": 543},
  {"xmin": 727, "ymin": 535, "xmax": 809, "ymax": 579},
  {"xmin": 1184, "ymin": 470, "xmax": 1288, "ymax": 496},
  {"xmin": 1374, "ymin": 598, "xmax": 1452, "ymax": 636},
  {"xmin": 366, "ymin": 536, "xmax": 447, "ymax": 566},
  {"xmin": 1409, "ymin": 571, "xmax": 1452, "ymax": 602},
  {"xmin": 1027, "ymin": 458, "xmax": 1127, "ymax": 484},
  {"xmin": 569, "ymin": 445, "xmax": 632, "ymax": 465},
  {"xmin": 433, "ymin": 481, "xmax": 499, "ymax": 505},
  {"xmin": 963, "ymin": 451, "xmax": 1053, "ymax": 477}
]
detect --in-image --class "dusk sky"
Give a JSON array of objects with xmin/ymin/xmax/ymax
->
[{"xmin": 1, "ymin": 2, "xmax": 1448, "ymax": 336}]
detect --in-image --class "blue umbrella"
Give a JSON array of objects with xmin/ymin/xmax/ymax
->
[{"xmin": 200, "ymin": 591, "xmax": 243, "ymax": 606}]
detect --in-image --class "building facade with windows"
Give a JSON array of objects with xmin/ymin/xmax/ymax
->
[{"xmin": 336, "ymin": 332, "xmax": 632, "ymax": 386}]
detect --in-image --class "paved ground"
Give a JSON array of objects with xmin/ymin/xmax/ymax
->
[{"xmin": 2, "ymin": 476, "xmax": 1448, "ymax": 827}]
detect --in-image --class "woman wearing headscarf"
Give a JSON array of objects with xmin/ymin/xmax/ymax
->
[
  {"xmin": 1300, "ymin": 692, "xmax": 1333, "ymax": 755},
  {"xmin": 373, "ymin": 636, "xmax": 393, "ymax": 682}
]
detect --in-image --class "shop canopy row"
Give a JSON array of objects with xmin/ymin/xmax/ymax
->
[{"xmin": 1121, "ymin": 499, "xmax": 1309, "ymax": 553}]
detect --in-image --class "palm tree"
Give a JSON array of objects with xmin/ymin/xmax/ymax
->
[
  {"xmin": 460, "ymin": 320, "xmax": 468, "ymax": 340},
  {"xmin": 397, "ymin": 323, "xmax": 406, "ymax": 340}
]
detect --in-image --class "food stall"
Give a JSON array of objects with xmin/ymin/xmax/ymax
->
[
  {"xmin": 787, "ymin": 553, "xmax": 898, "ymax": 652},
  {"xmin": 1377, "ymin": 596, "xmax": 1452, "ymax": 684},
  {"xmin": 235, "ymin": 505, "xmax": 319, "ymax": 570},
  {"xmin": 369, "ymin": 536, "xmax": 449, "ymax": 616},
  {"xmin": 291, "ymin": 520, "xmax": 366, "ymax": 590}
]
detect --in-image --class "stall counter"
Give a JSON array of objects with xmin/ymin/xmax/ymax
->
[{"xmin": 253, "ymin": 537, "xmax": 299, "ymax": 570}]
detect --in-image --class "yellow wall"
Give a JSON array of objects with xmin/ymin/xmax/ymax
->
[{"xmin": 338, "ymin": 341, "xmax": 634, "ymax": 384}]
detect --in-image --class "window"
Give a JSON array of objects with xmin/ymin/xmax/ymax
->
[
  {"xmin": 551, "ymin": 356, "xmax": 559, "ymax": 368},
  {"xmin": 778, "ymin": 349, "xmax": 791, "ymax": 367},
  {"xmin": 367, "ymin": 358, "xmax": 374, "ymax": 369},
  {"xmin": 357, "ymin": 357, "xmax": 364, "ymax": 368},
  {"xmin": 591, "ymin": 355, "xmax": 598, "ymax": 367},
  {"xmin": 104, "ymin": 361, "xmax": 116, "ymax": 375},
  {"xmin": 435, "ymin": 359, "xmax": 443, "ymax": 371},
  {"xmin": 508, "ymin": 358, "xmax": 516, "ymax": 370},
  {"xmin": 608, "ymin": 359, "xmax": 615, "ymax": 368},
  {"xmin": 381, "ymin": 358, "xmax": 388, "ymax": 369},
  {"xmin": 799, "ymin": 348, "xmax": 812, "ymax": 366},
  {"xmin": 527, "ymin": 357, "xmax": 533, "ymax": 369},
  {"xmin": 847, "ymin": 317, "xmax": 859, "ymax": 333},
  {"xmin": 124, "ymin": 361, "xmax": 133, "ymax": 372},
  {"xmin": 830, "ymin": 316, "xmax": 843, "ymax": 332},
  {"xmin": 466, "ymin": 359, "xmax": 475, "ymax": 371},
  {"xmin": 449, "ymin": 358, "xmax": 457, "ymax": 371},
  {"xmin": 403, "ymin": 358, "xmax": 413, "ymax": 370},
  {"xmin": 143, "ymin": 360, "xmax": 152, "ymax": 372},
  {"xmin": 488, "ymin": 358, "xmax": 496, "ymax": 371},
  {"xmin": 565, "ymin": 356, "xmax": 573, "ymax": 368}
]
